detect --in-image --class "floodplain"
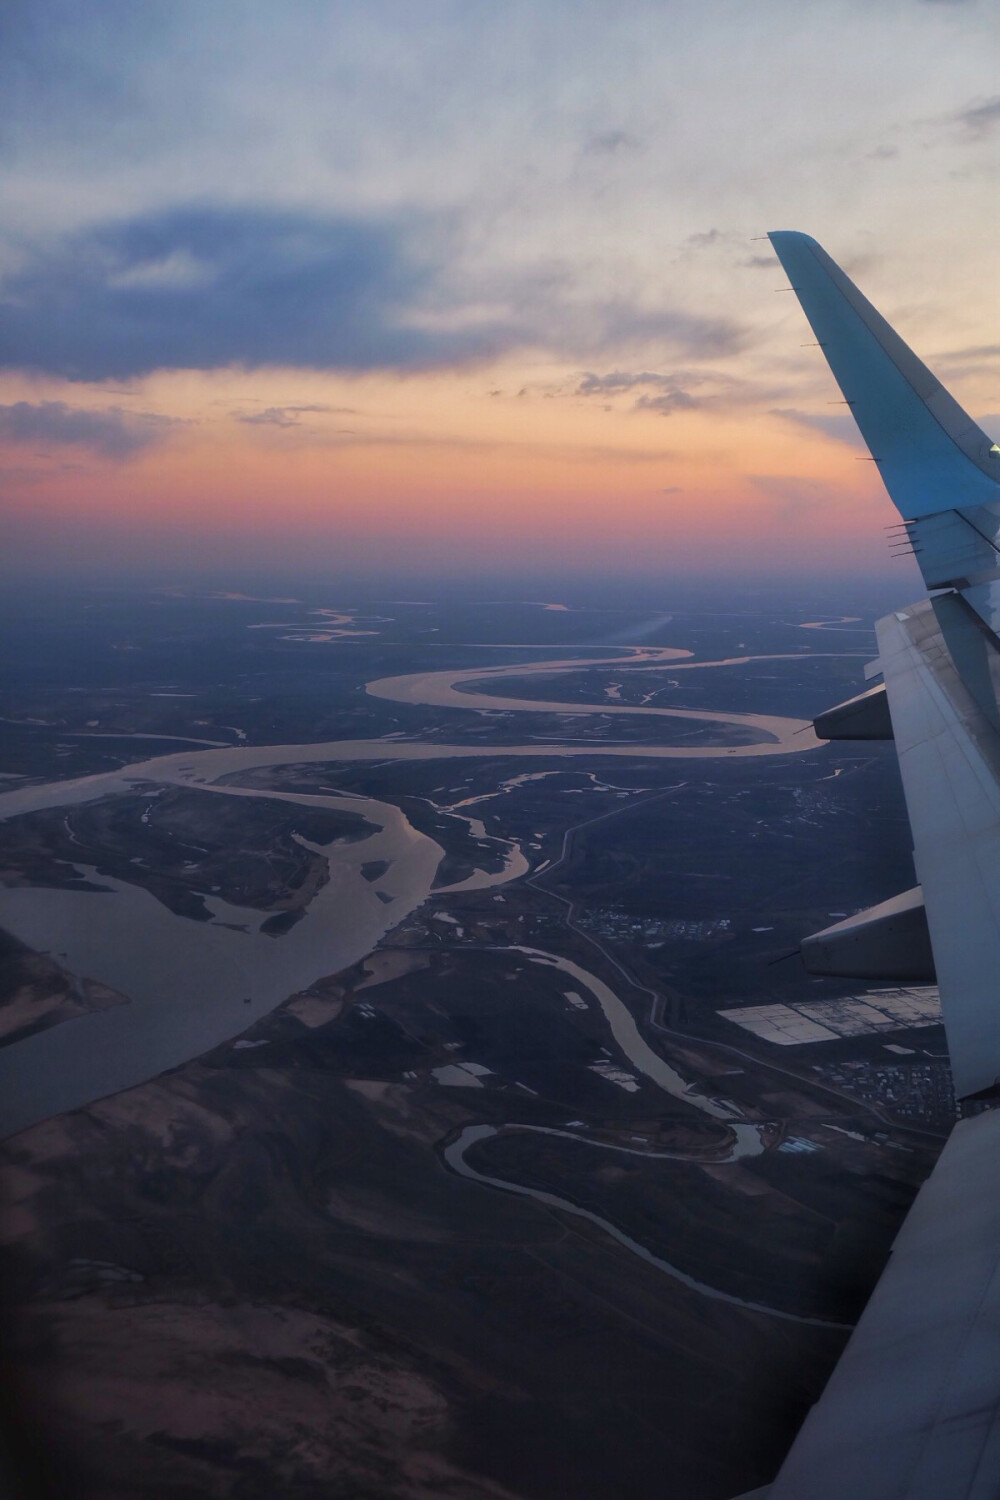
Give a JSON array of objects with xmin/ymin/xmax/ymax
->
[{"xmin": 0, "ymin": 581, "xmax": 948, "ymax": 1499}]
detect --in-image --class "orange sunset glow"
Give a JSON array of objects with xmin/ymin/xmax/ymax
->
[{"xmin": 1, "ymin": 2, "xmax": 996, "ymax": 583}]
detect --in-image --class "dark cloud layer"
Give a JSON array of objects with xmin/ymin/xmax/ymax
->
[
  {"xmin": 0, "ymin": 206, "xmax": 746, "ymax": 380},
  {"xmin": 0, "ymin": 400, "xmax": 175, "ymax": 456},
  {"xmin": 0, "ymin": 207, "xmax": 491, "ymax": 380}
]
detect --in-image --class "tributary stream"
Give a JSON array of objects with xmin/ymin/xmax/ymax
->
[{"xmin": 0, "ymin": 647, "xmax": 836, "ymax": 1319}]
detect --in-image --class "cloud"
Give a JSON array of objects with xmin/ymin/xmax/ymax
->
[
  {"xmin": 0, "ymin": 206, "xmax": 481, "ymax": 380},
  {"xmin": 634, "ymin": 390, "xmax": 700, "ymax": 415},
  {"xmin": 931, "ymin": 344, "xmax": 1000, "ymax": 380},
  {"xmin": 576, "ymin": 367, "xmax": 781, "ymax": 416},
  {"xmin": 751, "ymin": 473, "xmax": 845, "ymax": 518},
  {"xmin": 0, "ymin": 400, "xmax": 177, "ymax": 457},
  {"xmin": 583, "ymin": 130, "xmax": 641, "ymax": 155},
  {"xmin": 0, "ymin": 464, "xmax": 55, "ymax": 486},
  {"xmin": 771, "ymin": 407, "xmax": 864, "ymax": 448},
  {"xmin": 549, "ymin": 301, "xmax": 744, "ymax": 359},
  {"xmin": 235, "ymin": 404, "xmax": 335, "ymax": 427},
  {"xmin": 576, "ymin": 369, "xmax": 702, "ymax": 415},
  {"xmin": 684, "ymin": 229, "xmax": 726, "ymax": 249},
  {"xmin": 577, "ymin": 370, "xmax": 680, "ymax": 395},
  {"xmin": 940, "ymin": 343, "xmax": 1000, "ymax": 361},
  {"xmin": 952, "ymin": 96, "xmax": 1000, "ymax": 139},
  {"xmin": 0, "ymin": 204, "xmax": 747, "ymax": 379}
]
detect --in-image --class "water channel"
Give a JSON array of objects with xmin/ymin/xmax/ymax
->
[{"xmin": 0, "ymin": 647, "xmax": 823, "ymax": 1142}]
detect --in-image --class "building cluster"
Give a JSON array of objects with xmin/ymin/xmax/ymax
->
[
  {"xmin": 813, "ymin": 1057, "xmax": 957, "ymax": 1132},
  {"xmin": 576, "ymin": 909, "xmax": 732, "ymax": 944}
]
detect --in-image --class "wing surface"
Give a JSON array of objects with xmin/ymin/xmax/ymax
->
[
  {"xmin": 769, "ymin": 230, "xmax": 1000, "ymax": 1098},
  {"xmin": 876, "ymin": 597, "xmax": 1000, "ymax": 1099},
  {"xmin": 749, "ymin": 235, "xmax": 1000, "ymax": 1499},
  {"xmin": 768, "ymin": 231, "xmax": 1000, "ymax": 518},
  {"xmin": 766, "ymin": 1107, "xmax": 1000, "ymax": 1500}
]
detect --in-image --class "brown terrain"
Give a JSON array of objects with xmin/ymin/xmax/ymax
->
[
  {"xmin": 0, "ymin": 730, "xmax": 942, "ymax": 1499},
  {"xmin": 0, "ymin": 928, "xmax": 129, "ymax": 1047},
  {"xmin": 0, "ymin": 907, "xmax": 938, "ymax": 1500}
]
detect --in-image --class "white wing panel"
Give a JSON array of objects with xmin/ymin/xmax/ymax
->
[
  {"xmin": 760, "ymin": 229, "xmax": 1000, "ymax": 1500},
  {"xmin": 766, "ymin": 1108, "xmax": 1000, "ymax": 1499},
  {"xmin": 876, "ymin": 601, "xmax": 1000, "ymax": 1099}
]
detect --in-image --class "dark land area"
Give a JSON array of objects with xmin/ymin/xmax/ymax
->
[
  {"xmin": 0, "ymin": 788, "xmax": 374, "ymax": 925},
  {"xmin": 0, "ymin": 580, "xmax": 951, "ymax": 1499}
]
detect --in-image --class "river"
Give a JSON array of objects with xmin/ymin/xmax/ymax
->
[
  {"xmin": 0, "ymin": 646, "xmax": 822, "ymax": 1137},
  {"xmin": 443, "ymin": 1124, "xmax": 848, "ymax": 1327}
]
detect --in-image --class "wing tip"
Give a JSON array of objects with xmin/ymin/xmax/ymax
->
[{"xmin": 767, "ymin": 230, "xmax": 822, "ymax": 253}]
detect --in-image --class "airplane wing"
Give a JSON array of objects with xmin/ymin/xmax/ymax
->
[{"xmin": 748, "ymin": 234, "xmax": 1000, "ymax": 1499}]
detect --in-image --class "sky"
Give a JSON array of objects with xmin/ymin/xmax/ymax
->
[{"xmin": 0, "ymin": 0, "xmax": 997, "ymax": 584}]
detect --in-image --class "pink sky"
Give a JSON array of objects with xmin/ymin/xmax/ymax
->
[{"xmin": 1, "ymin": 2, "xmax": 995, "ymax": 581}]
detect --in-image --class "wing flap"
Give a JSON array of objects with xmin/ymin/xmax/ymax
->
[
  {"xmin": 766, "ymin": 1107, "xmax": 1000, "ymax": 1499},
  {"xmin": 877, "ymin": 599, "xmax": 1000, "ymax": 1099}
]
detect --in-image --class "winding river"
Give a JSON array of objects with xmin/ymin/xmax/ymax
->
[
  {"xmin": 0, "ymin": 644, "xmax": 823, "ymax": 1141},
  {"xmin": 496, "ymin": 945, "xmax": 765, "ymax": 1142},
  {"xmin": 367, "ymin": 645, "xmax": 828, "ymax": 753},
  {"xmin": 443, "ymin": 1124, "xmax": 847, "ymax": 1326},
  {"xmin": 433, "ymin": 947, "xmax": 858, "ymax": 1325}
]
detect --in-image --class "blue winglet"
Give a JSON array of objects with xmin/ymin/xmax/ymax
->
[{"xmin": 768, "ymin": 231, "xmax": 999, "ymax": 519}]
